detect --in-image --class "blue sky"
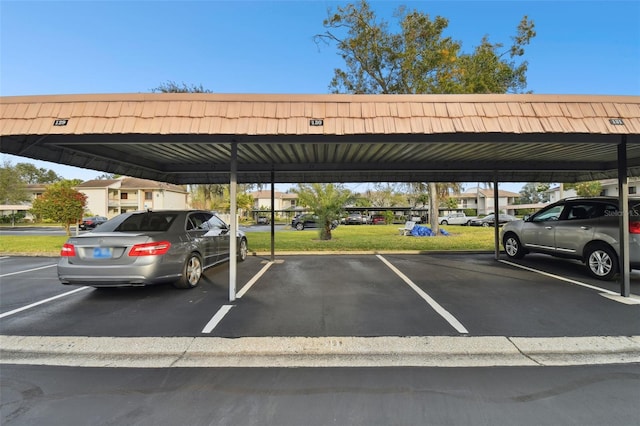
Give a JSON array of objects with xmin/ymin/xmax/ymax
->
[{"xmin": 2, "ymin": 0, "xmax": 639, "ymax": 193}]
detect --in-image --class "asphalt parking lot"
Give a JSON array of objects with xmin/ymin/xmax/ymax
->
[{"xmin": 1, "ymin": 253, "xmax": 639, "ymax": 339}]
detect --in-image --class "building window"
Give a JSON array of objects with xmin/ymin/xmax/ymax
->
[
  {"xmin": 630, "ymin": 187, "xmax": 637, "ymax": 195},
  {"xmin": 120, "ymin": 193, "xmax": 128, "ymax": 200},
  {"xmin": 145, "ymin": 192, "xmax": 153, "ymax": 200}
]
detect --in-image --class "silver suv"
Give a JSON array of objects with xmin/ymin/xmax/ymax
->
[{"xmin": 500, "ymin": 197, "xmax": 640, "ymax": 280}]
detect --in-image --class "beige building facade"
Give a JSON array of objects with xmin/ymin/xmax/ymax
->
[{"xmin": 76, "ymin": 177, "xmax": 189, "ymax": 218}]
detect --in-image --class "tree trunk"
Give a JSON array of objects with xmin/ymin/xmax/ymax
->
[{"xmin": 429, "ymin": 182, "xmax": 439, "ymax": 235}]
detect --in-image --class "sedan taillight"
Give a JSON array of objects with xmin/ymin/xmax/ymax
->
[
  {"xmin": 60, "ymin": 243, "xmax": 76, "ymax": 257},
  {"xmin": 129, "ymin": 241, "xmax": 171, "ymax": 256},
  {"xmin": 630, "ymin": 222, "xmax": 640, "ymax": 234}
]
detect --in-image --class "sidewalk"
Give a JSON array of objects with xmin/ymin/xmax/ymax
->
[{"xmin": 2, "ymin": 335, "xmax": 639, "ymax": 368}]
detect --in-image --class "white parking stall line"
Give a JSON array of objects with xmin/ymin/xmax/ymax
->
[
  {"xmin": 376, "ymin": 255, "xmax": 469, "ymax": 334},
  {"xmin": 236, "ymin": 261, "xmax": 274, "ymax": 299},
  {"xmin": 202, "ymin": 305, "xmax": 235, "ymax": 334},
  {"xmin": 0, "ymin": 287, "xmax": 90, "ymax": 319},
  {"xmin": 498, "ymin": 259, "xmax": 619, "ymax": 295},
  {"xmin": 0, "ymin": 264, "xmax": 57, "ymax": 278}
]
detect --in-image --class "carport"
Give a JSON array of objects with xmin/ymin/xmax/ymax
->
[{"xmin": 1, "ymin": 93, "xmax": 639, "ymax": 298}]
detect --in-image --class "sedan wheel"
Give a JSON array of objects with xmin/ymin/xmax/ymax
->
[
  {"xmin": 295, "ymin": 223, "xmax": 304, "ymax": 230},
  {"xmin": 174, "ymin": 253, "xmax": 203, "ymax": 289},
  {"xmin": 238, "ymin": 238, "xmax": 248, "ymax": 262},
  {"xmin": 482, "ymin": 222, "xmax": 490, "ymax": 227},
  {"xmin": 585, "ymin": 244, "xmax": 618, "ymax": 281}
]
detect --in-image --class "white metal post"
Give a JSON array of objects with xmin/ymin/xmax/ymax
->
[{"xmin": 229, "ymin": 142, "xmax": 238, "ymax": 302}]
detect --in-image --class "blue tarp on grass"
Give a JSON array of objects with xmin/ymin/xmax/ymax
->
[{"xmin": 410, "ymin": 226, "xmax": 450, "ymax": 237}]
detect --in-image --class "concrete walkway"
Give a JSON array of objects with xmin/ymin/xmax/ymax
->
[{"xmin": 2, "ymin": 335, "xmax": 639, "ymax": 368}]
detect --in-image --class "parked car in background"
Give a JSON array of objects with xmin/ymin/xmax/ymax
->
[
  {"xmin": 469, "ymin": 213, "xmax": 518, "ymax": 227},
  {"xmin": 257, "ymin": 215, "xmax": 270, "ymax": 225},
  {"xmin": 501, "ymin": 196, "xmax": 640, "ymax": 280},
  {"xmin": 439, "ymin": 212, "xmax": 476, "ymax": 226},
  {"xmin": 58, "ymin": 210, "xmax": 248, "ymax": 289},
  {"xmin": 292, "ymin": 214, "xmax": 338, "ymax": 231},
  {"xmin": 370, "ymin": 214, "xmax": 386, "ymax": 225},
  {"xmin": 346, "ymin": 213, "xmax": 365, "ymax": 225},
  {"xmin": 79, "ymin": 216, "xmax": 108, "ymax": 230}
]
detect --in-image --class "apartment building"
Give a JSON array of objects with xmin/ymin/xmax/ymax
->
[
  {"xmin": 455, "ymin": 187, "xmax": 521, "ymax": 215},
  {"xmin": 76, "ymin": 177, "xmax": 188, "ymax": 217},
  {"xmin": 251, "ymin": 190, "xmax": 299, "ymax": 211}
]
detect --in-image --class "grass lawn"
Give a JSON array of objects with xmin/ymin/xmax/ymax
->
[
  {"xmin": 247, "ymin": 224, "xmax": 498, "ymax": 252},
  {"xmin": 0, "ymin": 224, "xmax": 500, "ymax": 255}
]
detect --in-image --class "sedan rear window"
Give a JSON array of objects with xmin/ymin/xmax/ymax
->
[{"xmin": 116, "ymin": 213, "xmax": 177, "ymax": 232}]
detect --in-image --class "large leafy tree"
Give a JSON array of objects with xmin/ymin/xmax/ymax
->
[
  {"xmin": 31, "ymin": 180, "xmax": 87, "ymax": 235},
  {"xmin": 316, "ymin": 0, "xmax": 535, "ymax": 230},
  {"xmin": 0, "ymin": 161, "xmax": 29, "ymax": 204},
  {"xmin": 294, "ymin": 183, "xmax": 354, "ymax": 240},
  {"xmin": 14, "ymin": 162, "xmax": 61, "ymax": 184},
  {"xmin": 519, "ymin": 182, "xmax": 550, "ymax": 204},
  {"xmin": 563, "ymin": 181, "xmax": 602, "ymax": 197}
]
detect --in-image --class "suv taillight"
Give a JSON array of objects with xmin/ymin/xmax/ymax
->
[
  {"xmin": 60, "ymin": 243, "xmax": 76, "ymax": 257},
  {"xmin": 129, "ymin": 241, "xmax": 171, "ymax": 256},
  {"xmin": 630, "ymin": 222, "xmax": 640, "ymax": 234}
]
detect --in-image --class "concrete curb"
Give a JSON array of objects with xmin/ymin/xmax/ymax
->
[{"xmin": 2, "ymin": 335, "xmax": 639, "ymax": 368}]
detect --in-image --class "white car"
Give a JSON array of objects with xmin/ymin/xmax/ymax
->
[{"xmin": 439, "ymin": 213, "xmax": 474, "ymax": 226}]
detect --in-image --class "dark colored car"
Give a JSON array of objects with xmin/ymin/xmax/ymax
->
[
  {"xmin": 469, "ymin": 213, "xmax": 518, "ymax": 227},
  {"xmin": 292, "ymin": 214, "xmax": 338, "ymax": 231},
  {"xmin": 501, "ymin": 196, "xmax": 640, "ymax": 280},
  {"xmin": 58, "ymin": 210, "xmax": 248, "ymax": 289},
  {"xmin": 79, "ymin": 216, "xmax": 108, "ymax": 230}
]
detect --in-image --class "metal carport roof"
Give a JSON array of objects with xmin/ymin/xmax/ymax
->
[{"xmin": 1, "ymin": 93, "xmax": 639, "ymax": 185}]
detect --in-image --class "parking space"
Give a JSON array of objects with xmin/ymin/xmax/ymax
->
[{"xmin": 1, "ymin": 254, "xmax": 639, "ymax": 339}]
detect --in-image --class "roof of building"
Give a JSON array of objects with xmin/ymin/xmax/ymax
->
[{"xmin": 76, "ymin": 177, "xmax": 187, "ymax": 193}]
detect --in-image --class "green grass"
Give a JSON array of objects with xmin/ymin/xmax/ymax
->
[
  {"xmin": 247, "ymin": 224, "xmax": 497, "ymax": 252},
  {"xmin": 0, "ymin": 224, "xmax": 499, "ymax": 255},
  {"xmin": 0, "ymin": 236, "xmax": 68, "ymax": 255}
]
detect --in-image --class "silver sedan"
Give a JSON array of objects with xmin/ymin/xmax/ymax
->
[{"xmin": 58, "ymin": 210, "xmax": 248, "ymax": 289}]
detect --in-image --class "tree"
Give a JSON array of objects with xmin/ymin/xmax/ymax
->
[
  {"xmin": 316, "ymin": 1, "xmax": 535, "ymax": 95},
  {"xmin": 0, "ymin": 161, "xmax": 29, "ymax": 204},
  {"xmin": 14, "ymin": 162, "xmax": 61, "ymax": 184},
  {"xmin": 574, "ymin": 181, "xmax": 602, "ymax": 197},
  {"xmin": 30, "ymin": 180, "xmax": 87, "ymax": 235},
  {"xmin": 519, "ymin": 182, "xmax": 550, "ymax": 204},
  {"xmin": 316, "ymin": 0, "xmax": 535, "ymax": 230},
  {"xmin": 151, "ymin": 81, "xmax": 213, "ymax": 93},
  {"xmin": 294, "ymin": 183, "xmax": 354, "ymax": 240}
]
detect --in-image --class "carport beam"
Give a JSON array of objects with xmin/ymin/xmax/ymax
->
[
  {"xmin": 229, "ymin": 142, "xmax": 238, "ymax": 302},
  {"xmin": 618, "ymin": 138, "xmax": 630, "ymax": 297},
  {"xmin": 271, "ymin": 170, "xmax": 275, "ymax": 262},
  {"xmin": 493, "ymin": 177, "xmax": 500, "ymax": 260}
]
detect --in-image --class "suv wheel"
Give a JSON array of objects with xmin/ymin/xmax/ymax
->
[
  {"xmin": 585, "ymin": 243, "xmax": 618, "ymax": 281},
  {"xmin": 503, "ymin": 233, "xmax": 526, "ymax": 259}
]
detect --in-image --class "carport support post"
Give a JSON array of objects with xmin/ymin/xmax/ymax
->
[
  {"xmin": 270, "ymin": 171, "xmax": 275, "ymax": 262},
  {"xmin": 493, "ymin": 177, "xmax": 500, "ymax": 260},
  {"xmin": 229, "ymin": 142, "xmax": 238, "ymax": 302},
  {"xmin": 618, "ymin": 137, "xmax": 630, "ymax": 297}
]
